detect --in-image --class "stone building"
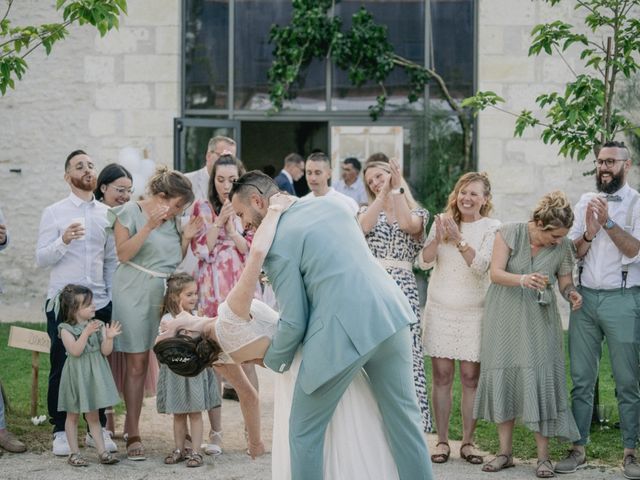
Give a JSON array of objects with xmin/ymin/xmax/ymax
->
[{"xmin": 0, "ymin": 0, "xmax": 620, "ymax": 313}]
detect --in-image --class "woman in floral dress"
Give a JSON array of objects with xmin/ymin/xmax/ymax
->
[
  {"xmin": 190, "ymin": 154, "xmax": 260, "ymax": 455},
  {"xmin": 358, "ymin": 153, "xmax": 432, "ymax": 433}
]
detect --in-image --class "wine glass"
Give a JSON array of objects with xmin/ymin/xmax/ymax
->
[{"xmin": 536, "ymin": 272, "xmax": 550, "ymax": 305}]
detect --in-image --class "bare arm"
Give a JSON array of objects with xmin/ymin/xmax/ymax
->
[
  {"xmin": 60, "ymin": 321, "xmax": 101, "ymax": 357},
  {"xmin": 557, "ymin": 273, "xmax": 582, "ymax": 311},
  {"xmin": 358, "ymin": 194, "xmax": 385, "ymax": 234},
  {"xmin": 392, "ymin": 194, "xmax": 424, "ymax": 236},
  {"xmin": 489, "ymin": 232, "xmax": 547, "ymax": 291}
]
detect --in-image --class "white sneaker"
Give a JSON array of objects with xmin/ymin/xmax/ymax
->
[
  {"xmin": 52, "ymin": 431, "xmax": 71, "ymax": 456},
  {"xmin": 85, "ymin": 428, "xmax": 118, "ymax": 453}
]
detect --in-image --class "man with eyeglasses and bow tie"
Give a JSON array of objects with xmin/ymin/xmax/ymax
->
[{"xmin": 555, "ymin": 141, "xmax": 640, "ymax": 478}]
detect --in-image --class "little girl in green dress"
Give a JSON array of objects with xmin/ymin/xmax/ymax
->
[
  {"xmin": 57, "ymin": 284, "xmax": 122, "ymax": 467},
  {"xmin": 156, "ymin": 273, "xmax": 220, "ymax": 468}
]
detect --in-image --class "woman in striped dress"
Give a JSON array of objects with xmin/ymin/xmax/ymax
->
[
  {"xmin": 358, "ymin": 153, "xmax": 432, "ymax": 433},
  {"xmin": 473, "ymin": 191, "xmax": 582, "ymax": 478}
]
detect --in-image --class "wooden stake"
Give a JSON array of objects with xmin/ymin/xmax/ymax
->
[{"xmin": 31, "ymin": 351, "xmax": 39, "ymax": 418}]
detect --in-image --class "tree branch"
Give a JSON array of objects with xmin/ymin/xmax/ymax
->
[
  {"xmin": 1, "ymin": 0, "xmax": 14, "ymax": 24},
  {"xmin": 553, "ymin": 44, "xmax": 578, "ymax": 78}
]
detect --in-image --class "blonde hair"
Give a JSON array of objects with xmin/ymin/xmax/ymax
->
[
  {"xmin": 362, "ymin": 159, "xmax": 419, "ymax": 210},
  {"xmin": 162, "ymin": 273, "xmax": 197, "ymax": 317},
  {"xmin": 58, "ymin": 284, "xmax": 93, "ymax": 326},
  {"xmin": 445, "ymin": 172, "xmax": 493, "ymax": 225},
  {"xmin": 147, "ymin": 166, "xmax": 194, "ymax": 205},
  {"xmin": 532, "ymin": 191, "xmax": 574, "ymax": 230}
]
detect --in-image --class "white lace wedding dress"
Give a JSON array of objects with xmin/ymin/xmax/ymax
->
[{"xmin": 216, "ymin": 299, "xmax": 400, "ymax": 480}]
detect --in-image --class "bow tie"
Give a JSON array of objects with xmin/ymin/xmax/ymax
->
[{"xmin": 605, "ymin": 194, "xmax": 622, "ymax": 202}]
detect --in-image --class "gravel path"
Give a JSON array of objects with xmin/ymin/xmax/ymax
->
[{"xmin": 0, "ymin": 323, "xmax": 628, "ymax": 479}]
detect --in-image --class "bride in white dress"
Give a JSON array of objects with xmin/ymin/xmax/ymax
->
[{"xmin": 156, "ymin": 194, "xmax": 400, "ymax": 479}]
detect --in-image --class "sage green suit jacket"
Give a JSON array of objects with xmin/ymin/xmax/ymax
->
[{"xmin": 263, "ymin": 196, "xmax": 415, "ymax": 394}]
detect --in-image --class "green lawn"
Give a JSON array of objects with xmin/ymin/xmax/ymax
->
[
  {"xmin": 424, "ymin": 335, "xmax": 624, "ymax": 465},
  {"xmin": 0, "ymin": 322, "xmax": 627, "ymax": 463}
]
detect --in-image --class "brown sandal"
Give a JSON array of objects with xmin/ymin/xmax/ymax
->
[
  {"xmin": 536, "ymin": 459, "xmax": 556, "ymax": 478},
  {"xmin": 126, "ymin": 435, "xmax": 146, "ymax": 461},
  {"xmin": 67, "ymin": 453, "xmax": 88, "ymax": 467},
  {"xmin": 482, "ymin": 454, "xmax": 515, "ymax": 472},
  {"xmin": 164, "ymin": 449, "xmax": 186, "ymax": 465},
  {"xmin": 430, "ymin": 442, "xmax": 450, "ymax": 464},
  {"xmin": 460, "ymin": 442, "xmax": 483, "ymax": 464},
  {"xmin": 99, "ymin": 451, "xmax": 120, "ymax": 465},
  {"xmin": 186, "ymin": 452, "xmax": 204, "ymax": 468}
]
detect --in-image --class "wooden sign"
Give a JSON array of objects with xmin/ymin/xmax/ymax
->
[{"xmin": 8, "ymin": 326, "xmax": 50, "ymax": 353}]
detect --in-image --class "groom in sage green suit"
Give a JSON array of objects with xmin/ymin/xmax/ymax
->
[{"xmin": 230, "ymin": 171, "xmax": 433, "ymax": 480}]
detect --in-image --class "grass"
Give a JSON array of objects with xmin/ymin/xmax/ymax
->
[
  {"xmin": 0, "ymin": 323, "xmax": 626, "ymax": 464},
  {"xmin": 424, "ymin": 334, "xmax": 624, "ymax": 465}
]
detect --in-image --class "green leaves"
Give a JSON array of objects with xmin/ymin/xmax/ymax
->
[
  {"xmin": 1, "ymin": 0, "xmax": 127, "ymax": 95},
  {"xmin": 469, "ymin": 0, "xmax": 640, "ymax": 162}
]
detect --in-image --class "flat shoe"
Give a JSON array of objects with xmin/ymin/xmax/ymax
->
[
  {"xmin": 460, "ymin": 442, "xmax": 483, "ymax": 464},
  {"xmin": 99, "ymin": 451, "xmax": 119, "ymax": 465},
  {"xmin": 430, "ymin": 441, "xmax": 450, "ymax": 464},
  {"xmin": 536, "ymin": 459, "xmax": 556, "ymax": 478},
  {"xmin": 67, "ymin": 453, "xmax": 88, "ymax": 467},
  {"xmin": 126, "ymin": 435, "xmax": 146, "ymax": 461},
  {"xmin": 482, "ymin": 454, "xmax": 515, "ymax": 472}
]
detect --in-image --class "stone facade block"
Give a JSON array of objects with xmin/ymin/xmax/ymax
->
[
  {"xmin": 478, "ymin": 26, "xmax": 504, "ymax": 55},
  {"xmin": 89, "ymin": 111, "xmax": 118, "ymax": 137},
  {"xmin": 155, "ymin": 83, "xmax": 179, "ymax": 111},
  {"xmin": 479, "ymin": 0, "xmax": 535, "ymax": 26},
  {"xmin": 94, "ymin": 27, "xmax": 150, "ymax": 54},
  {"xmin": 156, "ymin": 27, "xmax": 180, "ymax": 55},
  {"xmin": 123, "ymin": 110, "xmax": 175, "ymax": 138},
  {"xmin": 478, "ymin": 112, "xmax": 516, "ymax": 140},
  {"xmin": 84, "ymin": 56, "xmax": 115, "ymax": 83},
  {"xmin": 124, "ymin": 55, "xmax": 179, "ymax": 82},
  {"xmin": 95, "ymin": 84, "xmax": 152, "ymax": 110},
  {"xmin": 126, "ymin": 0, "xmax": 178, "ymax": 26},
  {"xmin": 479, "ymin": 56, "xmax": 535, "ymax": 83}
]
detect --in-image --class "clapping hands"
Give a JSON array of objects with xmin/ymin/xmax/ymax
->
[
  {"xmin": 105, "ymin": 321, "xmax": 122, "ymax": 339},
  {"xmin": 183, "ymin": 215, "xmax": 205, "ymax": 241},
  {"xmin": 434, "ymin": 214, "xmax": 462, "ymax": 244}
]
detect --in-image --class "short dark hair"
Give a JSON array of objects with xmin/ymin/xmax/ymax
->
[
  {"xmin": 58, "ymin": 284, "xmax": 94, "ymax": 326},
  {"xmin": 229, "ymin": 170, "xmax": 279, "ymax": 201},
  {"xmin": 343, "ymin": 157, "xmax": 361, "ymax": 171},
  {"xmin": 601, "ymin": 140, "xmax": 630, "ymax": 160},
  {"xmin": 284, "ymin": 153, "xmax": 304, "ymax": 167},
  {"xmin": 95, "ymin": 163, "xmax": 133, "ymax": 201},
  {"xmin": 307, "ymin": 152, "xmax": 330, "ymax": 164},
  {"xmin": 154, "ymin": 334, "xmax": 223, "ymax": 377},
  {"xmin": 65, "ymin": 150, "xmax": 88, "ymax": 171}
]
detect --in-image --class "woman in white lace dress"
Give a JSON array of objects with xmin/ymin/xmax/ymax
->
[
  {"xmin": 419, "ymin": 172, "xmax": 500, "ymax": 464},
  {"xmin": 155, "ymin": 193, "xmax": 400, "ymax": 479}
]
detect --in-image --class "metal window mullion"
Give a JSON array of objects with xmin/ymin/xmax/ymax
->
[{"xmin": 228, "ymin": 0, "xmax": 235, "ymax": 119}]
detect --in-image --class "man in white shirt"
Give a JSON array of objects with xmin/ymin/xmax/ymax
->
[
  {"xmin": 302, "ymin": 152, "xmax": 359, "ymax": 216},
  {"xmin": 333, "ymin": 157, "xmax": 368, "ymax": 206},
  {"xmin": 185, "ymin": 135, "xmax": 237, "ymax": 201},
  {"xmin": 36, "ymin": 150, "xmax": 118, "ymax": 456},
  {"xmin": 556, "ymin": 141, "xmax": 640, "ymax": 478}
]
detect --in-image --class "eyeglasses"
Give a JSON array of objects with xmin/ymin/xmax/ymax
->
[
  {"xmin": 594, "ymin": 158, "xmax": 625, "ymax": 168},
  {"xmin": 109, "ymin": 185, "xmax": 135, "ymax": 195}
]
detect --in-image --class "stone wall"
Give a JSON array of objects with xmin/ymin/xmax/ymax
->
[
  {"xmin": 0, "ymin": 0, "xmax": 179, "ymax": 313},
  {"xmin": 476, "ymin": 0, "xmax": 637, "ymax": 222}
]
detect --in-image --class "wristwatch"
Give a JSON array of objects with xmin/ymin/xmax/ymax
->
[
  {"xmin": 456, "ymin": 240, "xmax": 470, "ymax": 253},
  {"xmin": 390, "ymin": 187, "xmax": 404, "ymax": 195},
  {"xmin": 603, "ymin": 218, "xmax": 616, "ymax": 230}
]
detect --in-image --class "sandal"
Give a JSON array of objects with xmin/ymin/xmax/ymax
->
[
  {"xmin": 126, "ymin": 435, "xmax": 146, "ymax": 461},
  {"xmin": 164, "ymin": 449, "xmax": 186, "ymax": 465},
  {"xmin": 536, "ymin": 458, "xmax": 556, "ymax": 478},
  {"xmin": 186, "ymin": 452, "xmax": 204, "ymax": 468},
  {"xmin": 430, "ymin": 441, "xmax": 450, "ymax": 464},
  {"xmin": 460, "ymin": 442, "xmax": 483, "ymax": 465},
  {"xmin": 202, "ymin": 430, "xmax": 222, "ymax": 456},
  {"xmin": 482, "ymin": 454, "xmax": 515, "ymax": 472},
  {"xmin": 67, "ymin": 453, "xmax": 88, "ymax": 467},
  {"xmin": 99, "ymin": 451, "xmax": 120, "ymax": 465}
]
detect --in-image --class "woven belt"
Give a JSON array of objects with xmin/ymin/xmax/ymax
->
[
  {"xmin": 378, "ymin": 258, "xmax": 412, "ymax": 271},
  {"xmin": 125, "ymin": 261, "xmax": 171, "ymax": 278}
]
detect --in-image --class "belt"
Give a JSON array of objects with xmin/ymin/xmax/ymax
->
[
  {"xmin": 125, "ymin": 261, "xmax": 171, "ymax": 278},
  {"xmin": 378, "ymin": 258, "xmax": 413, "ymax": 271}
]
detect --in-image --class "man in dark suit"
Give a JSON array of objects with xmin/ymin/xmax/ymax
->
[{"xmin": 274, "ymin": 153, "xmax": 304, "ymax": 195}]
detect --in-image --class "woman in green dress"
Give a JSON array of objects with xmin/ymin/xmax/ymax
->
[
  {"xmin": 110, "ymin": 166, "xmax": 199, "ymax": 461},
  {"xmin": 473, "ymin": 191, "xmax": 582, "ymax": 478}
]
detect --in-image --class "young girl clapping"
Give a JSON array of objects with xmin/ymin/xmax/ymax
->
[
  {"xmin": 57, "ymin": 284, "xmax": 121, "ymax": 467},
  {"xmin": 157, "ymin": 273, "xmax": 220, "ymax": 468}
]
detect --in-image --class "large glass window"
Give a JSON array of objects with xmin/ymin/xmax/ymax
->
[
  {"xmin": 184, "ymin": 0, "xmax": 230, "ymax": 110},
  {"xmin": 332, "ymin": 0, "xmax": 425, "ymax": 111},
  {"xmin": 234, "ymin": 0, "xmax": 326, "ymax": 111}
]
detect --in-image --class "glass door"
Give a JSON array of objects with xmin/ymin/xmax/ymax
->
[{"xmin": 173, "ymin": 117, "xmax": 241, "ymax": 172}]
